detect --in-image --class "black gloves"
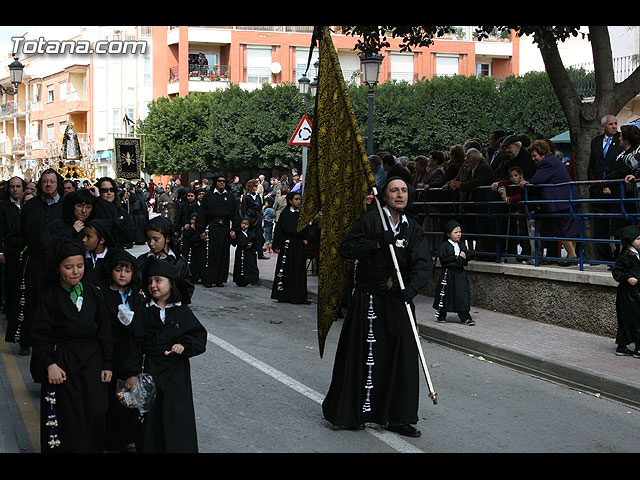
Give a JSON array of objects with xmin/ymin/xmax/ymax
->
[
  {"xmin": 400, "ymin": 286, "xmax": 417, "ymax": 303},
  {"xmin": 378, "ymin": 229, "xmax": 395, "ymax": 247}
]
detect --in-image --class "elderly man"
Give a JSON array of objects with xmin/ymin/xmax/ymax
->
[
  {"xmin": 494, "ymin": 134, "xmax": 536, "ymax": 181},
  {"xmin": 447, "ymin": 148, "xmax": 496, "ymax": 260},
  {"xmin": 322, "ymin": 176, "xmax": 432, "ymax": 438},
  {"xmin": 589, "ymin": 114, "xmax": 624, "ymax": 262},
  {"xmin": 18, "ymin": 169, "xmax": 64, "ymax": 355}
]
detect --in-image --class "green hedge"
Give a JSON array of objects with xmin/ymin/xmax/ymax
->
[{"xmin": 138, "ymin": 71, "xmax": 568, "ymax": 175}]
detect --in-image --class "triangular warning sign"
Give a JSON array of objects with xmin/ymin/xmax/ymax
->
[{"xmin": 289, "ymin": 115, "xmax": 313, "ymax": 146}]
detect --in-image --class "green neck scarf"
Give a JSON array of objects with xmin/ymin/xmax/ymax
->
[{"xmin": 63, "ymin": 282, "xmax": 83, "ymax": 304}]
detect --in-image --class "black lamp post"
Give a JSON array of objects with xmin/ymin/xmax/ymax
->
[
  {"xmin": 1, "ymin": 56, "xmax": 24, "ymax": 96},
  {"xmin": 360, "ymin": 53, "xmax": 383, "ymax": 156}
]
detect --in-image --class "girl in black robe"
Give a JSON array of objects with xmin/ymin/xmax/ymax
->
[
  {"xmin": 123, "ymin": 258, "xmax": 207, "ymax": 452},
  {"xmin": 241, "ymin": 179, "xmax": 266, "ymax": 259},
  {"xmin": 29, "ymin": 238, "xmax": 113, "ymax": 453},
  {"xmin": 432, "ymin": 219, "xmax": 474, "ymax": 325},
  {"xmin": 136, "ymin": 216, "xmax": 194, "ymax": 301},
  {"xmin": 103, "ymin": 249, "xmax": 144, "ymax": 452},
  {"xmin": 611, "ymin": 224, "xmax": 640, "ymax": 357},
  {"xmin": 270, "ymin": 192, "xmax": 310, "ymax": 304},
  {"xmin": 232, "ymin": 217, "xmax": 259, "ymax": 286},
  {"xmin": 322, "ymin": 177, "xmax": 432, "ymax": 436}
]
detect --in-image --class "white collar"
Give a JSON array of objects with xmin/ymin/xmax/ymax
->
[
  {"xmin": 382, "ymin": 206, "xmax": 408, "ymax": 234},
  {"xmin": 146, "ymin": 299, "xmax": 182, "ymax": 323}
]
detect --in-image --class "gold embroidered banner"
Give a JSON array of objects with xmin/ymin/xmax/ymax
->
[
  {"xmin": 298, "ymin": 26, "xmax": 374, "ymax": 357},
  {"xmin": 114, "ymin": 137, "xmax": 142, "ymax": 180}
]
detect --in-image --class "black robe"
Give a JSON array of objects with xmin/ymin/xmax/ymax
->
[
  {"xmin": 20, "ymin": 195, "xmax": 64, "ymax": 349},
  {"xmin": 612, "ymin": 249, "xmax": 640, "ymax": 346},
  {"xmin": 195, "ymin": 189, "xmax": 240, "ymax": 286},
  {"xmin": 29, "ymin": 282, "xmax": 112, "ymax": 453},
  {"xmin": 2, "ymin": 200, "xmax": 25, "ymax": 343},
  {"xmin": 322, "ymin": 208, "xmax": 432, "ymax": 428},
  {"xmin": 182, "ymin": 226, "xmax": 205, "ymax": 283},
  {"xmin": 270, "ymin": 207, "xmax": 309, "ymax": 304},
  {"xmin": 232, "ymin": 229, "xmax": 259, "ymax": 286},
  {"xmin": 123, "ymin": 302, "xmax": 207, "ymax": 453},
  {"xmin": 432, "ymin": 239, "xmax": 471, "ymax": 315},
  {"xmin": 241, "ymin": 192, "xmax": 265, "ymax": 253},
  {"xmin": 103, "ymin": 286, "xmax": 145, "ymax": 452}
]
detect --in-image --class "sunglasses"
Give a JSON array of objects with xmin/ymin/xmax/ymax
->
[{"xmin": 100, "ymin": 187, "xmax": 116, "ymax": 193}]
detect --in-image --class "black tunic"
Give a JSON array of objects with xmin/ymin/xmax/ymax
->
[
  {"xmin": 29, "ymin": 282, "xmax": 112, "ymax": 453},
  {"xmin": 2, "ymin": 200, "xmax": 25, "ymax": 343},
  {"xmin": 241, "ymin": 192, "xmax": 265, "ymax": 252},
  {"xmin": 612, "ymin": 249, "xmax": 640, "ymax": 346},
  {"xmin": 123, "ymin": 302, "xmax": 207, "ymax": 453},
  {"xmin": 103, "ymin": 286, "xmax": 144, "ymax": 452},
  {"xmin": 322, "ymin": 208, "xmax": 432, "ymax": 428},
  {"xmin": 20, "ymin": 195, "xmax": 64, "ymax": 348},
  {"xmin": 232, "ymin": 229, "xmax": 259, "ymax": 286},
  {"xmin": 181, "ymin": 226, "xmax": 205, "ymax": 283},
  {"xmin": 432, "ymin": 239, "xmax": 471, "ymax": 314},
  {"xmin": 270, "ymin": 207, "xmax": 309, "ymax": 304},
  {"xmin": 195, "ymin": 189, "xmax": 240, "ymax": 286}
]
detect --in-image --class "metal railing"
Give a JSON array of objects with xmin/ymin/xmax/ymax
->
[{"xmin": 416, "ymin": 179, "xmax": 640, "ymax": 270}]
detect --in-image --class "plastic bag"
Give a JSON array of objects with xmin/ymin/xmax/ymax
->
[{"xmin": 116, "ymin": 372, "xmax": 156, "ymax": 414}]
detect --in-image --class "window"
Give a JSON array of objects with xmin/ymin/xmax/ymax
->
[
  {"xmin": 476, "ymin": 63, "xmax": 491, "ymax": 77},
  {"xmin": 246, "ymin": 46, "xmax": 271, "ymax": 84},
  {"xmin": 390, "ymin": 53, "xmax": 414, "ymax": 83},
  {"xmin": 59, "ymin": 81, "xmax": 67, "ymax": 100},
  {"xmin": 47, "ymin": 85, "xmax": 54, "ymax": 102},
  {"xmin": 436, "ymin": 55, "xmax": 459, "ymax": 77}
]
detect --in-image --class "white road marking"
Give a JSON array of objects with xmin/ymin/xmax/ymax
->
[{"xmin": 206, "ymin": 332, "xmax": 424, "ymax": 453}]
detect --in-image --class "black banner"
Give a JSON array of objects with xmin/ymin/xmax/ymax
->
[{"xmin": 114, "ymin": 137, "xmax": 141, "ymax": 180}]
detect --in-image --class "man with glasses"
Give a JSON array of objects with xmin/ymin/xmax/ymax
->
[{"xmin": 195, "ymin": 174, "xmax": 240, "ymax": 287}]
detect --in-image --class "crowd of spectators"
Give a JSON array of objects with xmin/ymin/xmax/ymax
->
[{"xmin": 367, "ymin": 126, "xmax": 635, "ymax": 266}]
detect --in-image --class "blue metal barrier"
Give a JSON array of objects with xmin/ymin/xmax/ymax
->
[{"xmin": 416, "ymin": 179, "xmax": 640, "ymax": 271}]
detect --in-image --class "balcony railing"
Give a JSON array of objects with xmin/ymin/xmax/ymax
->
[
  {"xmin": 169, "ymin": 64, "xmax": 231, "ymax": 83},
  {"xmin": 568, "ymin": 55, "xmax": 640, "ymax": 98}
]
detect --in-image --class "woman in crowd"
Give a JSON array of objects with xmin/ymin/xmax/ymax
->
[
  {"xmin": 96, "ymin": 177, "xmax": 136, "ymax": 247},
  {"xmin": 524, "ymin": 140, "xmax": 581, "ymax": 265},
  {"xmin": 42, "ymin": 188, "xmax": 96, "ymax": 247},
  {"xmin": 241, "ymin": 179, "xmax": 267, "ymax": 259}
]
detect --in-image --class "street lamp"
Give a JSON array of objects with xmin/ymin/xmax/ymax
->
[
  {"xmin": 1, "ymin": 56, "xmax": 24, "ymax": 96},
  {"xmin": 360, "ymin": 53, "xmax": 383, "ymax": 156}
]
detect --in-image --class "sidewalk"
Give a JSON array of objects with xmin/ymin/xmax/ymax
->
[{"xmin": 237, "ymin": 249, "xmax": 640, "ymax": 409}]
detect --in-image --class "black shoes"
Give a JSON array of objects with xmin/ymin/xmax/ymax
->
[
  {"xmin": 615, "ymin": 346, "xmax": 634, "ymax": 356},
  {"xmin": 386, "ymin": 424, "xmax": 421, "ymax": 438}
]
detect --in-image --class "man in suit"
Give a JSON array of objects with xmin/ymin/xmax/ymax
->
[{"xmin": 588, "ymin": 114, "xmax": 624, "ymax": 262}]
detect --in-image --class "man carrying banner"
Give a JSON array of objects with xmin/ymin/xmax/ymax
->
[{"xmin": 321, "ymin": 175, "xmax": 432, "ymax": 437}]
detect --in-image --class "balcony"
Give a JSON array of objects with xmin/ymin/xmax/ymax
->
[{"xmin": 568, "ymin": 55, "xmax": 640, "ymax": 99}]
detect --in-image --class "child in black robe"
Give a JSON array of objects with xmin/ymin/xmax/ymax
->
[
  {"xmin": 123, "ymin": 258, "xmax": 207, "ymax": 453},
  {"xmin": 611, "ymin": 224, "xmax": 640, "ymax": 357},
  {"xmin": 29, "ymin": 237, "xmax": 113, "ymax": 453},
  {"xmin": 136, "ymin": 215, "xmax": 194, "ymax": 301},
  {"xmin": 270, "ymin": 192, "xmax": 310, "ymax": 304},
  {"xmin": 181, "ymin": 212, "xmax": 205, "ymax": 283},
  {"xmin": 103, "ymin": 249, "xmax": 145, "ymax": 452},
  {"xmin": 433, "ymin": 219, "xmax": 474, "ymax": 325},
  {"xmin": 81, "ymin": 218, "xmax": 117, "ymax": 288},
  {"xmin": 232, "ymin": 217, "xmax": 259, "ymax": 286}
]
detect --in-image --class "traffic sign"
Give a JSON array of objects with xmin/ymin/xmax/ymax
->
[{"xmin": 289, "ymin": 115, "xmax": 313, "ymax": 146}]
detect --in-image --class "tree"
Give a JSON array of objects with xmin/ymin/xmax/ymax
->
[{"xmin": 341, "ymin": 26, "xmax": 640, "ymax": 181}]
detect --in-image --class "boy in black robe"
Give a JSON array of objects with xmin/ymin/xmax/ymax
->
[
  {"xmin": 322, "ymin": 177, "xmax": 432, "ymax": 437},
  {"xmin": 611, "ymin": 224, "xmax": 640, "ymax": 357},
  {"xmin": 232, "ymin": 217, "xmax": 260, "ymax": 286},
  {"xmin": 433, "ymin": 219, "xmax": 474, "ymax": 325}
]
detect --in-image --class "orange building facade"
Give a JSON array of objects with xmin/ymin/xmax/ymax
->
[{"xmin": 151, "ymin": 26, "xmax": 520, "ymax": 100}]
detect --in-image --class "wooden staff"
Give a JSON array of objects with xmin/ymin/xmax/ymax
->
[{"xmin": 372, "ymin": 185, "xmax": 438, "ymax": 405}]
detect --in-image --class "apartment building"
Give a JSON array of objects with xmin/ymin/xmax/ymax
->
[{"xmin": 0, "ymin": 25, "xmax": 520, "ymax": 181}]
